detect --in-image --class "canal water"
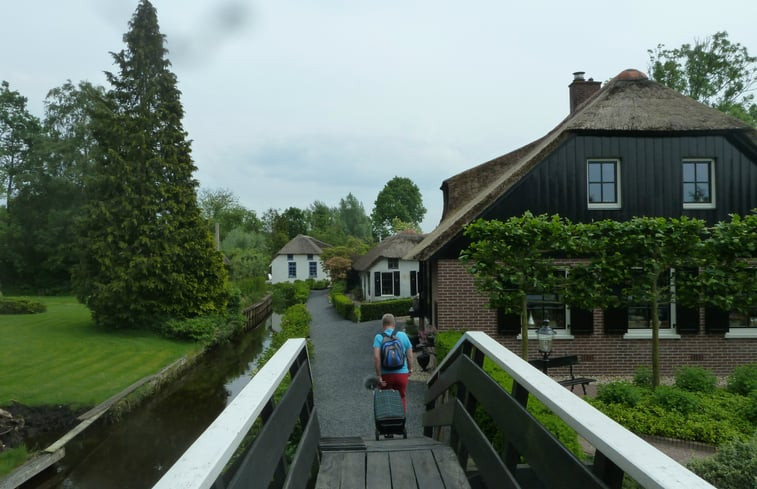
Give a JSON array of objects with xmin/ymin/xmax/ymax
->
[{"xmin": 24, "ymin": 314, "xmax": 278, "ymax": 489}]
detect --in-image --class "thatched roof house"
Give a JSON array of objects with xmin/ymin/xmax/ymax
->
[
  {"xmin": 353, "ymin": 232, "xmax": 426, "ymax": 271},
  {"xmin": 270, "ymin": 235, "xmax": 331, "ymax": 283},
  {"xmin": 408, "ymin": 69, "xmax": 757, "ymax": 262},
  {"xmin": 404, "ymin": 69, "xmax": 757, "ymax": 376}
]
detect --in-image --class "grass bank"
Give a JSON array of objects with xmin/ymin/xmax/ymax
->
[{"xmin": 0, "ymin": 296, "xmax": 200, "ymax": 407}]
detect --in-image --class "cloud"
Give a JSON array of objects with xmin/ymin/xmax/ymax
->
[{"xmin": 168, "ymin": 2, "xmax": 255, "ymax": 69}]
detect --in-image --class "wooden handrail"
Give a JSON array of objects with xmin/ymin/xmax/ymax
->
[
  {"xmin": 424, "ymin": 331, "xmax": 715, "ymax": 489},
  {"xmin": 153, "ymin": 338, "xmax": 318, "ymax": 489}
]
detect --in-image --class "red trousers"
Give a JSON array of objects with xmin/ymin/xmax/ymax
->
[{"xmin": 381, "ymin": 372, "xmax": 409, "ymax": 410}]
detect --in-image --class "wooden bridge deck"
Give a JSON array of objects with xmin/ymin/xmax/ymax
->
[{"xmin": 316, "ymin": 436, "xmax": 471, "ymax": 489}]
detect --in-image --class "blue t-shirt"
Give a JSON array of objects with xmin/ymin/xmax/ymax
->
[{"xmin": 373, "ymin": 328, "xmax": 412, "ymax": 374}]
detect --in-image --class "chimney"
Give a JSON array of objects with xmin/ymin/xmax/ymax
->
[{"xmin": 569, "ymin": 71, "xmax": 601, "ymax": 113}]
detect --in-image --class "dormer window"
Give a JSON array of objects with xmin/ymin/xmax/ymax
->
[
  {"xmin": 587, "ymin": 159, "xmax": 621, "ymax": 209},
  {"xmin": 388, "ymin": 258, "xmax": 399, "ymax": 270}
]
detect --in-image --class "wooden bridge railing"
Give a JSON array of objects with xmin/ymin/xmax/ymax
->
[
  {"xmin": 153, "ymin": 339, "xmax": 319, "ymax": 489},
  {"xmin": 423, "ymin": 331, "xmax": 715, "ymax": 489}
]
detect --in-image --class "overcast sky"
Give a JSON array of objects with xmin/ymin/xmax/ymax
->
[{"xmin": 3, "ymin": 0, "xmax": 756, "ymax": 231}]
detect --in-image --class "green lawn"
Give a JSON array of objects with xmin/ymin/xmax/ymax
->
[{"xmin": 0, "ymin": 297, "xmax": 200, "ymax": 407}]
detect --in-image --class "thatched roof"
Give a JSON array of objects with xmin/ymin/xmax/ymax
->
[
  {"xmin": 407, "ymin": 69, "xmax": 757, "ymax": 262},
  {"xmin": 276, "ymin": 234, "xmax": 331, "ymax": 255},
  {"xmin": 353, "ymin": 232, "xmax": 426, "ymax": 271}
]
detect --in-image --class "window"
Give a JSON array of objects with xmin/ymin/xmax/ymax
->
[
  {"xmin": 388, "ymin": 258, "xmax": 399, "ymax": 269},
  {"xmin": 729, "ymin": 308, "xmax": 757, "ymax": 329},
  {"xmin": 287, "ymin": 254, "xmax": 294, "ymax": 261},
  {"xmin": 587, "ymin": 159, "xmax": 621, "ymax": 209},
  {"xmin": 374, "ymin": 271, "xmax": 400, "ymax": 297},
  {"xmin": 623, "ymin": 270, "xmax": 679, "ymax": 339},
  {"xmin": 527, "ymin": 292, "xmax": 566, "ymax": 329},
  {"xmin": 288, "ymin": 262, "xmax": 296, "ymax": 278},
  {"xmin": 525, "ymin": 270, "xmax": 569, "ymax": 333},
  {"xmin": 307, "ymin": 254, "xmax": 314, "ymax": 260},
  {"xmin": 309, "ymin": 261, "xmax": 317, "ymax": 278},
  {"xmin": 682, "ymin": 159, "xmax": 715, "ymax": 209}
]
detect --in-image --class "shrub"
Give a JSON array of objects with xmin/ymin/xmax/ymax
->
[
  {"xmin": 332, "ymin": 293, "xmax": 358, "ymax": 322},
  {"xmin": 728, "ymin": 364, "xmax": 757, "ymax": 396},
  {"xmin": 272, "ymin": 281, "xmax": 310, "ymax": 313},
  {"xmin": 435, "ymin": 331, "xmax": 465, "ymax": 361},
  {"xmin": 0, "ymin": 298, "xmax": 47, "ymax": 314},
  {"xmin": 687, "ymin": 432, "xmax": 757, "ymax": 489},
  {"xmin": 257, "ymin": 303, "xmax": 313, "ymax": 367},
  {"xmin": 597, "ymin": 382, "xmax": 642, "ymax": 407},
  {"xmin": 305, "ymin": 278, "xmax": 329, "ymax": 290},
  {"xmin": 675, "ymin": 366, "xmax": 717, "ymax": 393},
  {"xmin": 633, "ymin": 366, "xmax": 653, "ymax": 388},
  {"xmin": 745, "ymin": 390, "xmax": 757, "ymax": 423},
  {"xmin": 360, "ymin": 298, "xmax": 413, "ymax": 322},
  {"xmin": 653, "ymin": 386, "xmax": 700, "ymax": 415},
  {"xmin": 161, "ymin": 314, "xmax": 229, "ymax": 343}
]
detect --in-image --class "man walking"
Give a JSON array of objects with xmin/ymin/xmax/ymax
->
[{"xmin": 373, "ymin": 313, "xmax": 414, "ymax": 409}]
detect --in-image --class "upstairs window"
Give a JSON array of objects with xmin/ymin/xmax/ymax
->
[
  {"xmin": 388, "ymin": 258, "xmax": 399, "ymax": 270},
  {"xmin": 307, "ymin": 254, "xmax": 314, "ymax": 260},
  {"xmin": 287, "ymin": 254, "xmax": 294, "ymax": 261},
  {"xmin": 682, "ymin": 159, "xmax": 715, "ymax": 209},
  {"xmin": 587, "ymin": 159, "xmax": 621, "ymax": 209}
]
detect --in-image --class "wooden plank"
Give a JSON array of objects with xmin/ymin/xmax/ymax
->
[
  {"xmin": 389, "ymin": 450, "xmax": 417, "ymax": 489},
  {"xmin": 363, "ymin": 436, "xmax": 444, "ymax": 452},
  {"xmin": 315, "ymin": 452, "xmax": 341, "ymax": 489},
  {"xmin": 340, "ymin": 452, "xmax": 366, "ymax": 489},
  {"xmin": 452, "ymin": 399, "xmax": 519, "ymax": 489},
  {"xmin": 411, "ymin": 450, "xmax": 445, "ymax": 489},
  {"xmin": 365, "ymin": 452, "xmax": 391, "ymax": 489},
  {"xmin": 0, "ymin": 449, "xmax": 64, "ymax": 489},
  {"xmin": 44, "ymin": 415, "xmax": 101, "ymax": 453},
  {"xmin": 283, "ymin": 413, "xmax": 320, "ymax": 489},
  {"xmin": 432, "ymin": 447, "xmax": 471, "ymax": 489}
]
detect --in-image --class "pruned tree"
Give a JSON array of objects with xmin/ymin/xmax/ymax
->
[
  {"xmin": 699, "ymin": 212, "xmax": 757, "ymax": 320},
  {"xmin": 568, "ymin": 217, "xmax": 707, "ymax": 388},
  {"xmin": 74, "ymin": 0, "xmax": 227, "ymax": 328},
  {"xmin": 648, "ymin": 31, "xmax": 757, "ymax": 126},
  {"xmin": 371, "ymin": 176, "xmax": 426, "ymax": 240},
  {"xmin": 460, "ymin": 212, "xmax": 571, "ymax": 359}
]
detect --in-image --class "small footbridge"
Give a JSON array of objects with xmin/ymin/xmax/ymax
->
[{"xmin": 153, "ymin": 332, "xmax": 715, "ymax": 489}]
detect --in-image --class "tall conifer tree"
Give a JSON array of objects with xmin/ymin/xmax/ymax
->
[{"xmin": 75, "ymin": 0, "xmax": 227, "ymax": 328}]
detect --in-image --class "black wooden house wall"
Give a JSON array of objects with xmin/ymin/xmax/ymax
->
[{"xmin": 436, "ymin": 132, "xmax": 757, "ymax": 260}]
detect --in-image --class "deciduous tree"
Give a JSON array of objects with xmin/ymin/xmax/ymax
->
[
  {"xmin": 648, "ymin": 31, "xmax": 757, "ymax": 126},
  {"xmin": 74, "ymin": 0, "xmax": 227, "ymax": 328},
  {"xmin": 371, "ymin": 176, "xmax": 426, "ymax": 240}
]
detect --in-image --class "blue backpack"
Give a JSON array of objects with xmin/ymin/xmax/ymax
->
[{"xmin": 380, "ymin": 330, "xmax": 405, "ymax": 370}]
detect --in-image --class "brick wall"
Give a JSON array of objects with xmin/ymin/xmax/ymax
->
[{"xmin": 432, "ymin": 259, "xmax": 757, "ymax": 376}]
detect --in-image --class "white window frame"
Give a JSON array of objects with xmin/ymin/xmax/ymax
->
[
  {"xmin": 288, "ymin": 262, "xmax": 297, "ymax": 279},
  {"xmin": 624, "ymin": 269, "xmax": 680, "ymax": 340},
  {"xmin": 587, "ymin": 159, "xmax": 621, "ymax": 210},
  {"xmin": 379, "ymin": 271, "xmax": 396, "ymax": 296},
  {"xmin": 308, "ymin": 261, "xmax": 317, "ymax": 278},
  {"xmin": 682, "ymin": 158, "xmax": 716, "ymax": 210},
  {"xmin": 518, "ymin": 269, "xmax": 574, "ymax": 341}
]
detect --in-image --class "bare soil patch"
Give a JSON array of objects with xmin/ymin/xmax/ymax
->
[{"xmin": 0, "ymin": 401, "xmax": 88, "ymax": 451}]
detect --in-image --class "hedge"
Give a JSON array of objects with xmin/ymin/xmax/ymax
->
[
  {"xmin": 0, "ymin": 299, "xmax": 47, "ymax": 314},
  {"xmin": 332, "ymin": 293, "xmax": 359, "ymax": 322},
  {"xmin": 360, "ymin": 298, "xmax": 413, "ymax": 322}
]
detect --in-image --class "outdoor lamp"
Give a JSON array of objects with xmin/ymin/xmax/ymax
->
[{"xmin": 537, "ymin": 319, "xmax": 555, "ymax": 360}]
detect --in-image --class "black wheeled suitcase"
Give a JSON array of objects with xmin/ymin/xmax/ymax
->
[{"xmin": 374, "ymin": 389, "xmax": 406, "ymax": 440}]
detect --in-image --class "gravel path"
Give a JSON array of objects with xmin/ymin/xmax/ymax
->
[{"xmin": 307, "ymin": 289, "xmax": 426, "ymax": 438}]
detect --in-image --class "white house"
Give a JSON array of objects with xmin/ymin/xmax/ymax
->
[
  {"xmin": 353, "ymin": 232, "xmax": 425, "ymax": 302},
  {"xmin": 270, "ymin": 235, "xmax": 331, "ymax": 284}
]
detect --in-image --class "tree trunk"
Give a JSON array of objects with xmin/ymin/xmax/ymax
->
[
  {"xmin": 520, "ymin": 294, "xmax": 529, "ymax": 360},
  {"xmin": 651, "ymin": 282, "xmax": 660, "ymax": 389}
]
